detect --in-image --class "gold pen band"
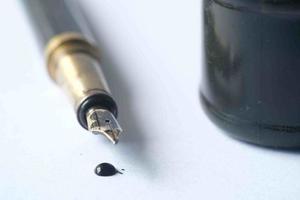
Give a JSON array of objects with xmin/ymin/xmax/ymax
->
[{"xmin": 46, "ymin": 33, "xmax": 111, "ymax": 112}]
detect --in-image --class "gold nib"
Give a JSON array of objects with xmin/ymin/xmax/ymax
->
[{"xmin": 86, "ymin": 108, "xmax": 122, "ymax": 144}]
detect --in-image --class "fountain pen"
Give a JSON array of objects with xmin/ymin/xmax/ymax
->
[{"xmin": 22, "ymin": 0, "xmax": 122, "ymax": 144}]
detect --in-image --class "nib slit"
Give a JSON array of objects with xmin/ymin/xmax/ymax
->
[{"xmin": 86, "ymin": 108, "xmax": 123, "ymax": 144}]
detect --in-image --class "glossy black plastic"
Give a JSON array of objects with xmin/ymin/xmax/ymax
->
[{"xmin": 201, "ymin": 0, "xmax": 300, "ymax": 148}]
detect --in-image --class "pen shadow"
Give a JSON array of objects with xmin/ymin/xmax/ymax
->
[{"xmin": 79, "ymin": 4, "xmax": 157, "ymax": 177}]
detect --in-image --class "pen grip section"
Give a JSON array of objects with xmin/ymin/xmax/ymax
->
[{"xmin": 46, "ymin": 33, "xmax": 111, "ymax": 111}]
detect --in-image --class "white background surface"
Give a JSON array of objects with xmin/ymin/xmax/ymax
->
[{"xmin": 0, "ymin": 0, "xmax": 299, "ymax": 199}]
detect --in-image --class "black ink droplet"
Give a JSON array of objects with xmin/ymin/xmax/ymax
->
[{"xmin": 95, "ymin": 163, "xmax": 123, "ymax": 177}]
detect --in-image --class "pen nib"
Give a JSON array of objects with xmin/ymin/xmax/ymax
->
[{"xmin": 86, "ymin": 108, "xmax": 122, "ymax": 144}]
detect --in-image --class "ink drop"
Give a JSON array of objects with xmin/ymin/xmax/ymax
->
[{"xmin": 95, "ymin": 163, "xmax": 123, "ymax": 177}]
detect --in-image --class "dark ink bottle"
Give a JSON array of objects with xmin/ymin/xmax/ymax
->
[{"xmin": 201, "ymin": 0, "xmax": 300, "ymax": 148}]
